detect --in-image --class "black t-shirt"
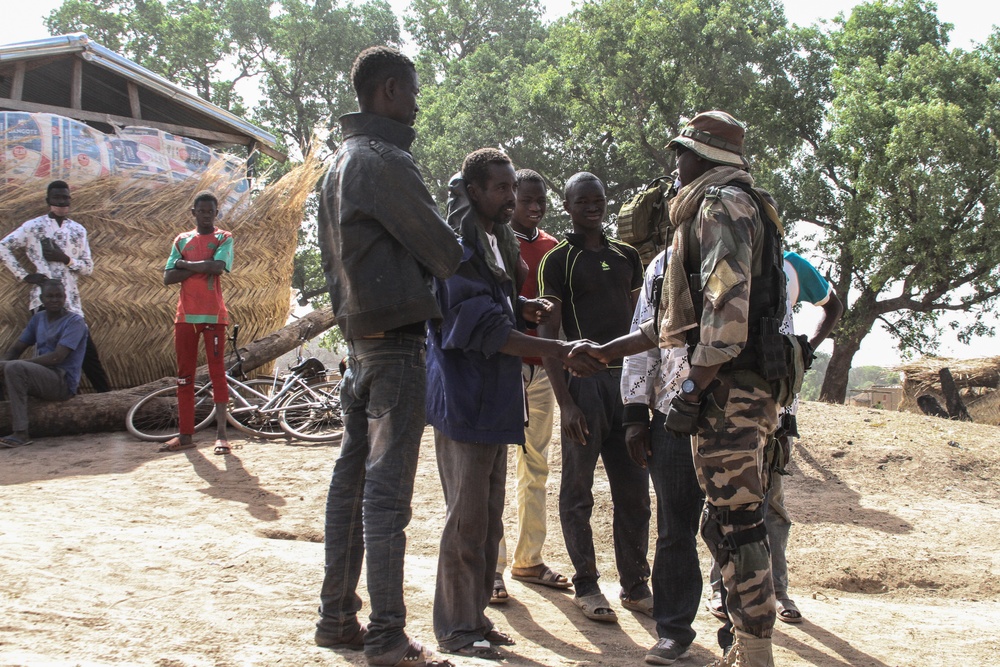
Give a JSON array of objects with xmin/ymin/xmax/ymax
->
[{"xmin": 538, "ymin": 233, "xmax": 643, "ymax": 360}]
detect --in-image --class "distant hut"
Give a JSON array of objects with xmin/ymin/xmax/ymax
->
[
  {"xmin": 0, "ymin": 34, "xmax": 320, "ymax": 389},
  {"xmin": 896, "ymin": 356, "xmax": 1000, "ymax": 425}
]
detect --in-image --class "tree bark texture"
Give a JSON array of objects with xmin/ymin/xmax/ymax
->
[
  {"xmin": 0, "ymin": 308, "xmax": 337, "ymax": 438},
  {"xmin": 939, "ymin": 368, "xmax": 972, "ymax": 422}
]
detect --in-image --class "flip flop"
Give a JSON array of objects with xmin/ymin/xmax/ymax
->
[
  {"xmin": 706, "ymin": 590, "xmax": 727, "ymax": 620},
  {"xmin": 777, "ymin": 596, "xmax": 803, "ymax": 623},
  {"xmin": 0, "ymin": 435, "xmax": 33, "ymax": 448},
  {"xmin": 511, "ymin": 563, "xmax": 573, "ymax": 589},
  {"xmin": 213, "ymin": 439, "xmax": 231, "ymax": 455},
  {"xmin": 369, "ymin": 640, "xmax": 453, "ymax": 667},
  {"xmin": 490, "ymin": 573, "xmax": 509, "ymax": 605},
  {"xmin": 157, "ymin": 437, "xmax": 195, "ymax": 453},
  {"xmin": 573, "ymin": 593, "xmax": 618, "ymax": 623},
  {"xmin": 483, "ymin": 629, "xmax": 515, "ymax": 646},
  {"xmin": 440, "ymin": 639, "xmax": 502, "ymax": 661}
]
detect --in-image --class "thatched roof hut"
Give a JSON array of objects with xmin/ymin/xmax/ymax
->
[
  {"xmin": 896, "ymin": 356, "xmax": 1000, "ymax": 425},
  {"xmin": 0, "ymin": 157, "xmax": 324, "ymax": 389},
  {"xmin": 0, "ymin": 34, "xmax": 322, "ymax": 389}
]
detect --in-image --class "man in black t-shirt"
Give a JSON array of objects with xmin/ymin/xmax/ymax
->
[{"xmin": 536, "ymin": 172, "xmax": 652, "ymax": 624}]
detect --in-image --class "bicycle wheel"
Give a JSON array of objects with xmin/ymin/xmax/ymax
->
[
  {"xmin": 279, "ymin": 380, "xmax": 343, "ymax": 442},
  {"xmin": 226, "ymin": 378, "xmax": 287, "ymax": 439},
  {"xmin": 126, "ymin": 384, "xmax": 216, "ymax": 442}
]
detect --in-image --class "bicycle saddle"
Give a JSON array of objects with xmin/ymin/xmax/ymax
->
[{"xmin": 291, "ymin": 357, "xmax": 326, "ymax": 378}]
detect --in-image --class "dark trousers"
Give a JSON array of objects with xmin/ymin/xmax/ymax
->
[
  {"xmin": 559, "ymin": 369, "xmax": 651, "ymax": 598},
  {"xmin": 433, "ymin": 431, "xmax": 506, "ymax": 651},
  {"xmin": 318, "ymin": 335, "xmax": 427, "ymax": 661},
  {"xmin": 649, "ymin": 411, "xmax": 705, "ymax": 647}
]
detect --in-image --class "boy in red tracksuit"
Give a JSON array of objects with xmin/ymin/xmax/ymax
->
[{"xmin": 161, "ymin": 191, "xmax": 233, "ymax": 455}]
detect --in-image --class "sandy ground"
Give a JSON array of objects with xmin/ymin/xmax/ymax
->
[{"xmin": 2, "ymin": 400, "xmax": 999, "ymax": 666}]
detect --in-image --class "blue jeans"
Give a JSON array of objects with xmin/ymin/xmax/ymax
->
[
  {"xmin": 648, "ymin": 411, "xmax": 704, "ymax": 647},
  {"xmin": 317, "ymin": 334, "xmax": 427, "ymax": 660},
  {"xmin": 559, "ymin": 369, "xmax": 651, "ymax": 598}
]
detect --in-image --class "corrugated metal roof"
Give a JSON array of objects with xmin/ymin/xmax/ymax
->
[{"xmin": 0, "ymin": 33, "xmax": 284, "ymax": 160}]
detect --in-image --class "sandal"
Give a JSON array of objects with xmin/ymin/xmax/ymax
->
[
  {"xmin": 490, "ymin": 573, "xmax": 509, "ymax": 605},
  {"xmin": 0, "ymin": 435, "xmax": 33, "ymax": 448},
  {"xmin": 573, "ymin": 592, "xmax": 618, "ymax": 623},
  {"xmin": 511, "ymin": 563, "xmax": 572, "ymax": 589},
  {"xmin": 441, "ymin": 639, "xmax": 502, "ymax": 661},
  {"xmin": 157, "ymin": 437, "xmax": 195, "ymax": 452},
  {"xmin": 706, "ymin": 589, "xmax": 727, "ymax": 620},
  {"xmin": 776, "ymin": 595, "xmax": 803, "ymax": 624},
  {"xmin": 370, "ymin": 640, "xmax": 453, "ymax": 667},
  {"xmin": 621, "ymin": 593, "xmax": 654, "ymax": 618},
  {"xmin": 213, "ymin": 439, "xmax": 231, "ymax": 455},
  {"xmin": 484, "ymin": 629, "xmax": 515, "ymax": 646}
]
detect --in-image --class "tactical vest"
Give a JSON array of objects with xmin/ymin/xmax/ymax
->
[{"xmin": 684, "ymin": 181, "xmax": 789, "ymax": 380}]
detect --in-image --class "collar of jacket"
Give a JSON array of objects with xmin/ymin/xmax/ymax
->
[
  {"xmin": 565, "ymin": 231, "xmax": 609, "ymax": 248},
  {"xmin": 339, "ymin": 112, "xmax": 417, "ymax": 153}
]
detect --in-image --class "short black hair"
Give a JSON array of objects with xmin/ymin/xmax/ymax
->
[
  {"xmin": 41, "ymin": 278, "xmax": 65, "ymax": 293},
  {"xmin": 462, "ymin": 148, "xmax": 512, "ymax": 189},
  {"xmin": 46, "ymin": 180, "xmax": 69, "ymax": 195},
  {"xmin": 351, "ymin": 46, "xmax": 415, "ymax": 103},
  {"xmin": 192, "ymin": 190, "xmax": 218, "ymax": 207},
  {"xmin": 564, "ymin": 172, "xmax": 603, "ymax": 198},
  {"xmin": 515, "ymin": 169, "xmax": 545, "ymax": 189}
]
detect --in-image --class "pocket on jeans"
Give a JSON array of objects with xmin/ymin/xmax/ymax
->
[{"xmin": 367, "ymin": 362, "xmax": 406, "ymax": 419}]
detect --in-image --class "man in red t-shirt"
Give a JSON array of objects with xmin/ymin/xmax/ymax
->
[
  {"xmin": 492, "ymin": 169, "xmax": 571, "ymax": 603},
  {"xmin": 161, "ymin": 191, "xmax": 234, "ymax": 455}
]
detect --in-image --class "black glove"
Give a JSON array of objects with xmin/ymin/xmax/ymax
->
[{"xmin": 664, "ymin": 394, "xmax": 701, "ymax": 436}]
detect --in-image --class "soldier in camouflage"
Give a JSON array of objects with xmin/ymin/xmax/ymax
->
[{"xmin": 572, "ymin": 111, "xmax": 783, "ymax": 667}]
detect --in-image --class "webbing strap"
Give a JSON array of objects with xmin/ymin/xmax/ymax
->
[{"xmin": 719, "ymin": 523, "xmax": 768, "ymax": 553}]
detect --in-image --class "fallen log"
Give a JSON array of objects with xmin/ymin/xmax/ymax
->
[{"xmin": 0, "ymin": 307, "xmax": 337, "ymax": 438}]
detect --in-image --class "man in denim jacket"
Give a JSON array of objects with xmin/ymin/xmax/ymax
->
[{"xmin": 314, "ymin": 46, "xmax": 462, "ymax": 667}]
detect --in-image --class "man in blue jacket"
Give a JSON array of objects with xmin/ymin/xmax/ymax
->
[{"xmin": 426, "ymin": 148, "xmax": 599, "ymax": 661}]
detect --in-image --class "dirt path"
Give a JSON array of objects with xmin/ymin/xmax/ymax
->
[{"xmin": 1, "ymin": 401, "xmax": 998, "ymax": 666}]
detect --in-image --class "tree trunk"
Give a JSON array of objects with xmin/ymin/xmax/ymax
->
[
  {"xmin": 818, "ymin": 336, "xmax": 863, "ymax": 403},
  {"xmin": 0, "ymin": 308, "xmax": 337, "ymax": 438},
  {"xmin": 939, "ymin": 368, "xmax": 972, "ymax": 422}
]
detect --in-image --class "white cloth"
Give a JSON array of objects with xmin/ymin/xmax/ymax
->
[{"xmin": 0, "ymin": 214, "xmax": 94, "ymax": 317}]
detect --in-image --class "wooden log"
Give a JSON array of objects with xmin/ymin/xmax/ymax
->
[
  {"xmin": 939, "ymin": 368, "xmax": 972, "ymax": 422},
  {"xmin": 0, "ymin": 308, "xmax": 337, "ymax": 437}
]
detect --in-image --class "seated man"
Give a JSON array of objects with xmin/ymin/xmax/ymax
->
[{"xmin": 0, "ymin": 280, "xmax": 87, "ymax": 448}]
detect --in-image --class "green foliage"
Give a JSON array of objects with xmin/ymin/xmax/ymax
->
[{"xmin": 799, "ymin": 351, "xmax": 830, "ymax": 401}]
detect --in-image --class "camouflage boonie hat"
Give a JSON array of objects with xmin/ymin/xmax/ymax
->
[{"xmin": 667, "ymin": 110, "xmax": 748, "ymax": 168}]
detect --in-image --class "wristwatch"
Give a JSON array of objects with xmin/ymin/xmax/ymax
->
[{"xmin": 680, "ymin": 378, "xmax": 699, "ymax": 397}]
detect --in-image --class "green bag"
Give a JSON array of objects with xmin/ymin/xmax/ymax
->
[{"xmin": 617, "ymin": 176, "xmax": 673, "ymax": 266}]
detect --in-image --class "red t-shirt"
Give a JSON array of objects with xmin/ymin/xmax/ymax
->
[
  {"xmin": 515, "ymin": 228, "xmax": 559, "ymax": 365},
  {"xmin": 166, "ymin": 228, "xmax": 234, "ymax": 324}
]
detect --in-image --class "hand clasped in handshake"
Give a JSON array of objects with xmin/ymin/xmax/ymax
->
[{"xmin": 561, "ymin": 340, "xmax": 611, "ymax": 378}]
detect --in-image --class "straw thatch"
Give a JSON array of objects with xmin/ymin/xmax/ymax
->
[
  {"xmin": 896, "ymin": 356, "xmax": 1000, "ymax": 425},
  {"xmin": 0, "ymin": 154, "xmax": 325, "ymax": 389}
]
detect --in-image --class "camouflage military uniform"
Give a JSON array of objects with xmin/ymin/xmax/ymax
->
[{"xmin": 688, "ymin": 185, "xmax": 779, "ymax": 641}]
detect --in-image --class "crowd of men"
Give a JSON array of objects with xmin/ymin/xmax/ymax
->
[
  {"xmin": 0, "ymin": 42, "xmax": 844, "ymax": 667},
  {"xmin": 314, "ymin": 45, "xmax": 843, "ymax": 667}
]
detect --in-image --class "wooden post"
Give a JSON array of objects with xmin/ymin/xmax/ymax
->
[
  {"xmin": 71, "ymin": 58, "xmax": 83, "ymax": 109},
  {"xmin": 127, "ymin": 81, "xmax": 142, "ymax": 120},
  {"xmin": 939, "ymin": 368, "xmax": 972, "ymax": 421},
  {"xmin": 11, "ymin": 62, "xmax": 25, "ymax": 101}
]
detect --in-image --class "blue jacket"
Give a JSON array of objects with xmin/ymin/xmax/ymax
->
[{"xmin": 426, "ymin": 239, "xmax": 525, "ymax": 446}]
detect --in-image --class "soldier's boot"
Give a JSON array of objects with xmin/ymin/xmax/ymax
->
[{"xmin": 706, "ymin": 631, "xmax": 774, "ymax": 667}]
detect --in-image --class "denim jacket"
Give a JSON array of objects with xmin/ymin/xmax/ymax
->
[{"xmin": 318, "ymin": 112, "xmax": 462, "ymax": 339}]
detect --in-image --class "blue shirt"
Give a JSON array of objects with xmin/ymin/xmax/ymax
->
[{"xmin": 19, "ymin": 310, "xmax": 89, "ymax": 394}]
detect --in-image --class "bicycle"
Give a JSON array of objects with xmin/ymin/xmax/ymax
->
[{"xmin": 125, "ymin": 325, "xmax": 343, "ymax": 443}]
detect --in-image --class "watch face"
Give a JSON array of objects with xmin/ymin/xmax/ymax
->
[{"xmin": 681, "ymin": 379, "xmax": 697, "ymax": 395}]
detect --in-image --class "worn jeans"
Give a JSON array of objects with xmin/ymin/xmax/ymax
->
[
  {"xmin": 317, "ymin": 334, "xmax": 427, "ymax": 661},
  {"xmin": 433, "ymin": 430, "xmax": 507, "ymax": 651},
  {"xmin": 2, "ymin": 360, "xmax": 70, "ymax": 432},
  {"xmin": 497, "ymin": 363, "xmax": 555, "ymax": 573},
  {"xmin": 649, "ymin": 411, "xmax": 704, "ymax": 647},
  {"xmin": 559, "ymin": 369, "xmax": 651, "ymax": 598}
]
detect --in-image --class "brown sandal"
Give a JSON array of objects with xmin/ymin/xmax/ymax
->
[{"xmin": 158, "ymin": 437, "xmax": 195, "ymax": 452}]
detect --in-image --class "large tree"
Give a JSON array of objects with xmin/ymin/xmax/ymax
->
[{"xmin": 777, "ymin": 0, "xmax": 1000, "ymax": 402}]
